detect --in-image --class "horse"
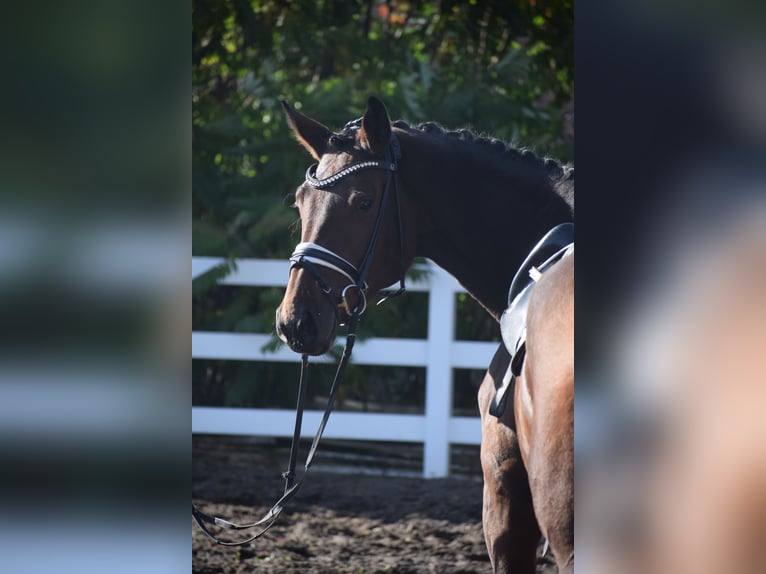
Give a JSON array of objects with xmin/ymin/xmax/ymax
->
[{"xmin": 275, "ymin": 96, "xmax": 574, "ymax": 573}]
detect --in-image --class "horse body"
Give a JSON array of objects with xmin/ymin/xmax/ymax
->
[
  {"xmin": 277, "ymin": 97, "xmax": 573, "ymax": 572},
  {"xmin": 393, "ymin": 116, "xmax": 575, "ymax": 573},
  {"xmin": 517, "ymin": 254, "xmax": 574, "ymax": 571}
]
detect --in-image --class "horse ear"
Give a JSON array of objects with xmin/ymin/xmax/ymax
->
[
  {"xmin": 281, "ymin": 101, "xmax": 331, "ymax": 160},
  {"xmin": 359, "ymin": 96, "xmax": 392, "ymax": 155}
]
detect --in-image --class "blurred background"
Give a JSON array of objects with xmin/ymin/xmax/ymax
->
[
  {"xmin": 576, "ymin": 1, "xmax": 766, "ymax": 572},
  {"xmin": 0, "ymin": 1, "xmax": 188, "ymax": 572}
]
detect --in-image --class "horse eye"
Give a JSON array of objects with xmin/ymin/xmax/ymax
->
[{"xmin": 357, "ymin": 197, "xmax": 374, "ymax": 212}]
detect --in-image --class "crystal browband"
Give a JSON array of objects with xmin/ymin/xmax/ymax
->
[{"xmin": 305, "ymin": 160, "xmax": 396, "ymax": 190}]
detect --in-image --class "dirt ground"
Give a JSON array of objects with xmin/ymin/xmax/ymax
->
[{"xmin": 192, "ymin": 436, "xmax": 556, "ymax": 573}]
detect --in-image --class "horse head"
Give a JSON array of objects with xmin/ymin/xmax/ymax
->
[{"xmin": 276, "ymin": 97, "xmax": 415, "ymax": 355}]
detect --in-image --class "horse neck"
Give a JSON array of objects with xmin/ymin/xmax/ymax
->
[{"xmin": 397, "ymin": 130, "xmax": 573, "ymax": 320}]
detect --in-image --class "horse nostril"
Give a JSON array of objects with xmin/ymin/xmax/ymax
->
[{"xmin": 296, "ymin": 309, "xmax": 317, "ymax": 347}]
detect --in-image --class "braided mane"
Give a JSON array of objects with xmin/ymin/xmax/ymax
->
[
  {"xmin": 332, "ymin": 117, "xmax": 574, "ymax": 212},
  {"xmin": 392, "ymin": 120, "xmax": 573, "ymax": 183}
]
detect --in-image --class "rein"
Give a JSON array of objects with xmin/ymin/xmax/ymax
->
[
  {"xmin": 192, "ymin": 133, "xmax": 406, "ymax": 546},
  {"xmin": 192, "ymin": 314, "xmax": 360, "ymax": 545}
]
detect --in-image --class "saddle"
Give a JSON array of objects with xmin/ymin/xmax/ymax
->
[{"xmin": 489, "ymin": 223, "xmax": 574, "ymax": 418}]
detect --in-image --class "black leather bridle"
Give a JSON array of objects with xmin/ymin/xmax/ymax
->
[
  {"xmin": 192, "ymin": 129, "xmax": 407, "ymax": 546},
  {"xmin": 290, "ymin": 130, "xmax": 407, "ymax": 314}
]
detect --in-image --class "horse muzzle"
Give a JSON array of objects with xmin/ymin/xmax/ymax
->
[{"xmin": 275, "ymin": 302, "xmax": 337, "ymax": 356}]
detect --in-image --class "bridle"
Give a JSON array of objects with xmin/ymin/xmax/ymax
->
[
  {"xmin": 192, "ymin": 125, "xmax": 407, "ymax": 546},
  {"xmin": 290, "ymin": 128, "xmax": 406, "ymax": 315}
]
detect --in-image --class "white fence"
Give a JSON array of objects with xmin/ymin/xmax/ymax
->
[{"xmin": 192, "ymin": 257, "xmax": 499, "ymax": 477}]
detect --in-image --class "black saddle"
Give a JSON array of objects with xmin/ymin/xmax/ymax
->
[{"xmin": 489, "ymin": 223, "xmax": 574, "ymax": 418}]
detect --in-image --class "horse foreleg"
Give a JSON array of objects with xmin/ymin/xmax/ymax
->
[{"xmin": 479, "ymin": 345, "xmax": 541, "ymax": 573}]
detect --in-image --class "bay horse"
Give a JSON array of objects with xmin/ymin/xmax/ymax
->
[{"xmin": 275, "ymin": 96, "xmax": 574, "ymax": 573}]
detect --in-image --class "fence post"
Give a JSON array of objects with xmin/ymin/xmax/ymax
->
[{"xmin": 422, "ymin": 265, "xmax": 456, "ymax": 478}]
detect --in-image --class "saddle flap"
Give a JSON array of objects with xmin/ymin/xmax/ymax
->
[
  {"xmin": 491, "ymin": 222, "xmax": 574, "ymax": 420},
  {"xmin": 500, "ymin": 282, "xmax": 533, "ymax": 364}
]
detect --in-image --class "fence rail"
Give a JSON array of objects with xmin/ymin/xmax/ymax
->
[{"xmin": 192, "ymin": 256, "xmax": 498, "ymax": 477}]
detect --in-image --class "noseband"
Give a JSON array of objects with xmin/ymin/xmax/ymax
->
[{"xmin": 290, "ymin": 132, "xmax": 406, "ymax": 315}]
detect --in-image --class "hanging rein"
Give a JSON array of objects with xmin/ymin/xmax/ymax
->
[{"xmin": 192, "ymin": 127, "xmax": 406, "ymax": 545}]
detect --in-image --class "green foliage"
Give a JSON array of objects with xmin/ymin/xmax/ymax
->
[{"xmin": 192, "ymin": 0, "xmax": 573, "ymax": 409}]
